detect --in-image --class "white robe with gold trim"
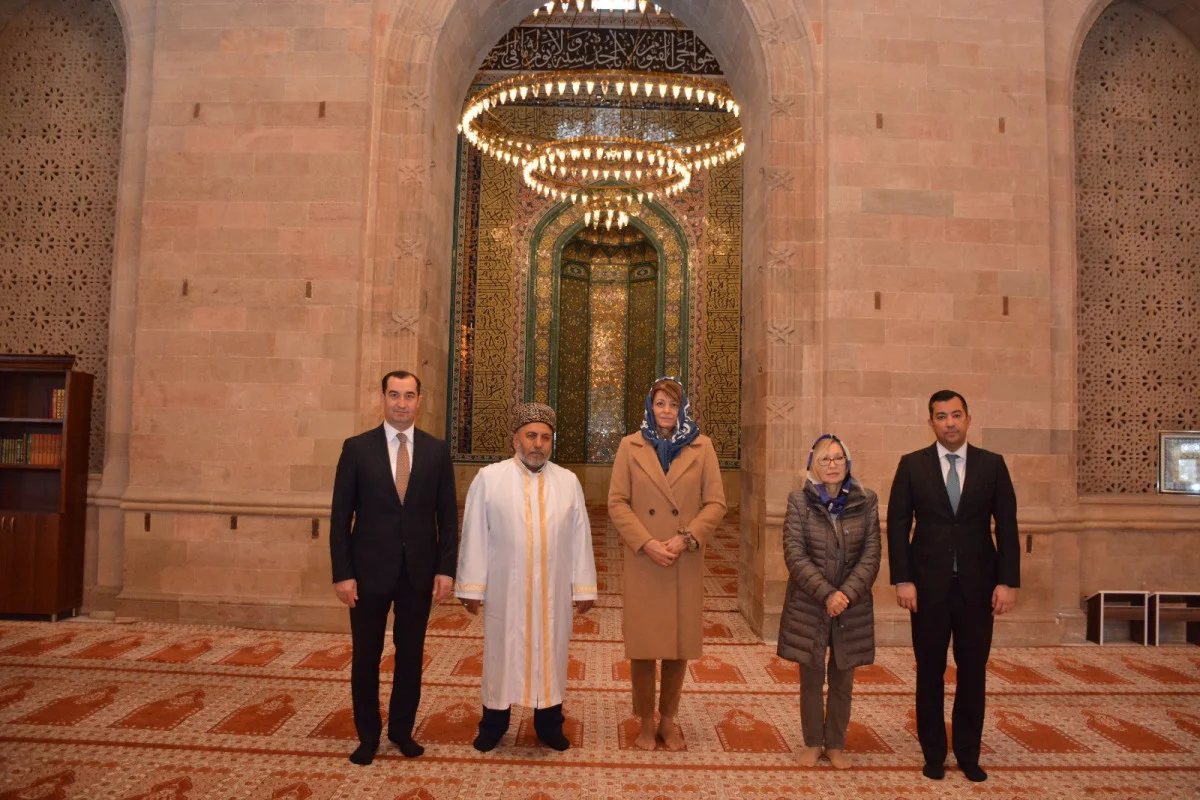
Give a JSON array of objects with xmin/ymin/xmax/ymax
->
[{"xmin": 455, "ymin": 458, "xmax": 597, "ymax": 709}]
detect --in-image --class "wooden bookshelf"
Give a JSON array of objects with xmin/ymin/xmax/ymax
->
[{"xmin": 0, "ymin": 354, "xmax": 93, "ymax": 620}]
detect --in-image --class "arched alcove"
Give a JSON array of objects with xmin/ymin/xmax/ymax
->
[
  {"xmin": 369, "ymin": 0, "xmax": 819, "ymax": 636},
  {"xmin": 1073, "ymin": 2, "xmax": 1200, "ymax": 493},
  {"xmin": 440, "ymin": 7, "xmax": 746, "ymax": 474},
  {"xmin": 533, "ymin": 206, "xmax": 686, "ymax": 464},
  {"xmin": 1046, "ymin": 0, "xmax": 1200, "ymax": 488},
  {"xmin": 551, "ymin": 225, "xmax": 661, "ymax": 463},
  {"xmin": 0, "ymin": 0, "xmax": 126, "ymax": 472}
]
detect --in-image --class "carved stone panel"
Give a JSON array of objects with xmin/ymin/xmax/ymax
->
[
  {"xmin": 0, "ymin": 0, "xmax": 125, "ymax": 471},
  {"xmin": 1074, "ymin": 3, "xmax": 1200, "ymax": 493}
]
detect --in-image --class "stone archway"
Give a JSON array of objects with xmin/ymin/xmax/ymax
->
[
  {"xmin": 1044, "ymin": 0, "xmax": 1200, "ymax": 494},
  {"xmin": 1073, "ymin": 3, "xmax": 1200, "ymax": 493},
  {"xmin": 1041, "ymin": 0, "xmax": 1200, "ymax": 635},
  {"xmin": 1, "ymin": 0, "xmax": 142, "ymax": 614},
  {"xmin": 368, "ymin": 0, "xmax": 821, "ymax": 637}
]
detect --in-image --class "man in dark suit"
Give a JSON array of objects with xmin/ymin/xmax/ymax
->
[
  {"xmin": 330, "ymin": 370, "xmax": 458, "ymax": 766},
  {"xmin": 887, "ymin": 389, "xmax": 1019, "ymax": 784}
]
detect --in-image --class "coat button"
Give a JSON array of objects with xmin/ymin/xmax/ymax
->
[
  {"xmin": 649, "ymin": 508, "xmax": 655, "ymax": 516},
  {"xmin": 671, "ymin": 509, "xmax": 679, "ymax": 516}
]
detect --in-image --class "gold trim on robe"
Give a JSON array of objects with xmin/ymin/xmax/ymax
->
[
  {"xmin": 539, "ymin": 470, "xmax": 552, "ymax": 702},
  {"xmin": 523, "ymin": 471, "xmax": 534, "ymax": 707}
]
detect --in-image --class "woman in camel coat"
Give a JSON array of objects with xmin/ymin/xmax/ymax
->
[{"xmin": 608, "ymin": 377, "xmax": 726, "ymax": 752}]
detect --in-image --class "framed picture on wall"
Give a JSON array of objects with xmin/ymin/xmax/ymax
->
[{"xmin": 1159, "ymin": 432, "xmax": 1200, "ymax": 495}]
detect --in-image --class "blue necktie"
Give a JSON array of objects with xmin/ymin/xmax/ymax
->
[{"xmin": 946, "ymin": 453, "xmax": 960, "ymax": 574}]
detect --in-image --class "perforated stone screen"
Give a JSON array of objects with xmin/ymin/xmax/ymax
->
[
  {"xmin": 1074, "ymin": 2, "xmax": 1200, "ymax": 494},
  {"xmin": 0, "ymin": 0, "xmax": 124, "ymax": 472}
]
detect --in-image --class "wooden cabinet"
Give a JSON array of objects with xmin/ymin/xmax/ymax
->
[
  {"xmin": 1084, "ymin": 590, "xmax": 1148, "ymax": 645},
  {"xmin": 0, "ymin": 355, "xmax": 93, "ymax": 620},
  {"xmin": 1148, "ymin": 592, "xmax": 1200, "ymax": 646}
]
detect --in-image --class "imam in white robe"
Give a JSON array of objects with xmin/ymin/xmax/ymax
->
[{"xmin": 455, "ymin": 457, "xmax": 598, "ymax": 710}]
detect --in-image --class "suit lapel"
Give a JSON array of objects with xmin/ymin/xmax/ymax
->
[
  {"xmin": 630, "ymin": 439, "xmax": 676, "ymax": 504},
  {"xmin": 403, "ymin": 428, "xmax": 420, "ymax": 505},
  {"xmin": 957, "ymin": 443, "xmax": 981, "ymax": 512},
  {"xmin": 924, "ymin": 443, "xmax": 956, "ymax": 517},
  {"xmin": 399, "ymin": 427, "xmax": 426, "ymax": 505}
]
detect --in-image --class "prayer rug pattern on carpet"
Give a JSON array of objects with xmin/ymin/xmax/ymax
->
[{"xmin": 1, "ymin": 511, "xmax": 1198, "ymax": 798}]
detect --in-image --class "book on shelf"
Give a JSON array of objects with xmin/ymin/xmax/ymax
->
[
  {"xmin": 0, "ymin": 437, "xmax": 27, "ymax": 464},
  {"xmin": 31, "ymin": 432, "xmax": 61, "ymax": 466},
  {"xmin": 0, "ymin": 433, "xmax": 61, "ymax": 466},
  {"xmin": 51, "ymin": 388, "xmax": 65, "ymax": 419}
]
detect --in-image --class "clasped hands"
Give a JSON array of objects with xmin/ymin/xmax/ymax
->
[
  {"xmin": 825, "ymin": 590, "xmax": 850, "ymax": 617},
  {"xmin": 642, "ymin": 535, "xmax": 687, "ymax": 567},
  {"xmin": 459, "ymin": 598, "xmax": 594, "ymax": 615}
]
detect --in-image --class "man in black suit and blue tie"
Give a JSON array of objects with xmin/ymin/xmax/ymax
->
[
  {"xmin": 887, "ymin": 389, "xmax": 1019, "ymax": 783},
  {"xmin": 330, "ymin": 370, "xmax": 458, "ymax": 765}
]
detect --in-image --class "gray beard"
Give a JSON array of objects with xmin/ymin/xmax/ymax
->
[{"xmin": 518, "ymin": 453, "xmax": 547, "ymax": 472}]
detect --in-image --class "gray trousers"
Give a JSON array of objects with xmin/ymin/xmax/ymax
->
[{"xmin": 799, "ymin": 653, "xmax": 856, "ymax": 749}]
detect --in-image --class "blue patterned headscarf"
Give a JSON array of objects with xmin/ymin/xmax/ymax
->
[{"xmin": 640, "ymin": 376, "xmax": 700, "ymax": 473}]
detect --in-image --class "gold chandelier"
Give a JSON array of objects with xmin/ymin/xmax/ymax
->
[{"xmin": 460, "ymin": 1, "xmax": 744, "ymax": 229}]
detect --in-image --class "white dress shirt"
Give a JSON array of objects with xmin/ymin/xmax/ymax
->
[
  {"xmin": 383, "ymin": 420, "xmax": 415, "ymax": 481},
  {"xmin": 935, "ymin": 441, "xmax": 966, "ymax": 487}
]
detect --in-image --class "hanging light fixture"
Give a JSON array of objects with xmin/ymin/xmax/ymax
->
[{"xmin": 461, "ymin": 0, "xmax": 744, "ymax": 224}]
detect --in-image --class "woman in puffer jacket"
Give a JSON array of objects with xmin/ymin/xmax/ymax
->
[{"xmin": 777, "ymin": 434, "xmax": 881, "ymax": 769}]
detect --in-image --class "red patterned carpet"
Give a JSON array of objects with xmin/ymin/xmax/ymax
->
[{"xmin": 2, "ymin": 510, "xmax": 1199, "ymax": 799}]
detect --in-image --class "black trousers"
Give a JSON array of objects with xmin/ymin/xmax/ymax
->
[
  {"xmin": 348, "ymin": 559, "xmax": 433, "ymax": 746},
  {"xmin": 478, "ymin": 704, "xmax": 565, "ymax": 741},
  {"xmin": 910, "ymin": 578, "xmax": 994, "ymax": 767}
]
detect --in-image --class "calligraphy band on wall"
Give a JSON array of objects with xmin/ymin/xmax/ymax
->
[{"xmin": 479, "ymin": 27, "xmax": 722, "ymax": 76}]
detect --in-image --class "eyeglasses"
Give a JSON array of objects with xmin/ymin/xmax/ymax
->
[{"xmin": 816, "ymin": 455, "xmax": 847, "ymax": 466}]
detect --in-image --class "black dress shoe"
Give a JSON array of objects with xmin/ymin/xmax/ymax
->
[
  {"xmin": 538, "ymin": 730, "xmax": 570, "ymax": 751},
  {"xmin": 473, "ymin": 731, "xmax": 503, "ymax": 752},
  {"xmin": 921, "ymin": 762, "xmax": 945, "ymax": 780},
  {"xmin": 349, "ymin": 742, "xmax": 377, "ymax": 765},
  {"xmin": 960, "ymin": 763, "xmax": 988, "ymax": 782},
  {"xmin": 388, "ymin": 735, "xmax": 425, "ymax": 758}
]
